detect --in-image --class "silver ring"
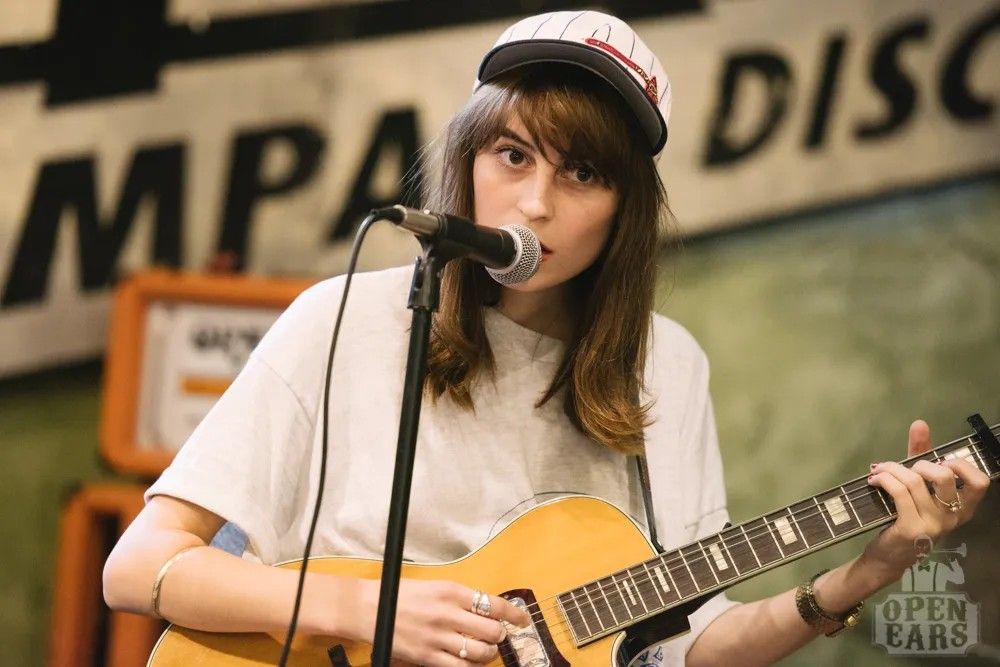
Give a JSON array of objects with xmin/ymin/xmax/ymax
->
[
  {"xmin": 458, "ymin": 635, "xmax": 468, "ymax": 660},
  {"xmin": 472, "ymin": 590, "xmax": 492, "ymax": 617}
]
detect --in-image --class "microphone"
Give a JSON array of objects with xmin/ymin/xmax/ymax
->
[{"xmin": 375, "ymin": 205, "xmax": 541, "ymax": 285}]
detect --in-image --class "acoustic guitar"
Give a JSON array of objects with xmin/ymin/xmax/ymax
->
[{"xmin": 147, "ymin": 416, "xmax": 999, "ymax": 666}]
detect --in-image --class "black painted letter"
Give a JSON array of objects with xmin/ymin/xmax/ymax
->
[
  {"xmin": 855, "ymin": 19, "xmax": 930, "ymax": 140},
  {"xmin": 704, "ymin": 52, "xmax": 792, "ymax": 167},
  {"xmin": 217, "ymin": 124, "xmax": 324, "ymax": 268},
  {"xmin": 2, "ymin": 144, "xmax": 184, "ymax": 307}
]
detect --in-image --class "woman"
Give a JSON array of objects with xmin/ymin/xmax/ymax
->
[{"xmin": 103, "ymin": 11, "xmax": 991, "ymax": 666}]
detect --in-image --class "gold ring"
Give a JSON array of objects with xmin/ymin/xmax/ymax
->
[{"xmin": 933, "ymin": 489, "xmax": 962, "ymax": 513}]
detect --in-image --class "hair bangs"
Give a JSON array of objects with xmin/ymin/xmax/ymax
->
[{"xmin": 467, "ymin": 64, "xmax": 642, "ymax": 188}]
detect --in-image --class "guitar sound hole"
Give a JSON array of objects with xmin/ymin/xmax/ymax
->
[{"xmin": 499, "ymin": 589, "xmax": 568, "ymax": 667}]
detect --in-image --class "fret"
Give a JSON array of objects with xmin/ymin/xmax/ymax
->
[
  {"xmin": 581, "ymin": 585, "xmax": 607, "ymax": 631},
  {"xmin": 570, "ymin": 588, "xmax": 600, "ymax": 636},
  {"xmin": 815, "ymin": 489, "xmax": 861, "ymax": 537},
  {"xmin": 593, "ymin": 578, "xmax": 620, "ymax": 627},
  {"xmin": 739, "ymin": 524, "xmax": 763, "ymax": 569},
  {"xmin": 624, "ymin": 568, "xmax": 651, "ymax": 613},
  {"xmin": 653, "ymin": 554, "xmax": 683, "ymax": 603},
  {"xmin": 612, "ymin": 573, "xmax": 643, "ymax": 620},
  {"xmin": 839, "ymin": 484, "xmax": 863, "ymax": 527},
  {"xmin": 642, "ymin": 563, "xmax": 666, "ymax": 607},
  {"xmin": 700, "ymin": 534, "xmax": 739, "ymax": 582},
  {"xmin": 969, "ymin": 437, "xmax": 989, "ymax": 474},
  {"xmin": 789, "ymin": 500, "xmax": 829, "ymax": 547},
  {"xmin": 583, "ymin": 582, "xmax": 616, "ymax": 631},
  {"xmin": 765, "ymin": 508, "xmax": 806, "ymax": 555},
  {"xmin": 874, "ymin": 486, "xmax": 894, "ymax": 516},
  {"xmin": 696, "ymin": 542, "xmax": 721, "ymax": 585},
  {"xmin": 629, "ymin": 564, "xmax": 663, "ymax": 611},
  {"xmin": 744, "ymin": 517, "xmax": 782, "ymax": 565},
  {"xmin": 846, "ymin": 478, "xmax": 894, "ymax": 525},
  {"xmin": 943, "ymin": 445, "xmax": 975, "ymax": 467},
  {"xmin": 610, "ymin": 574, "xmax": 631, "ymax": 615},
  {"xmin": 558, "ymin": 591, "xmax": 589, "ymax": 641},
  {"xmin": 640, "ymin": 562, "xmax": 666, "ymax": 606},
  {"xmin": 810, "ymin": 496, "xmax": 835, "ymax": 537},
  {"xmin": 764, "ymin": 517, "xmax": 787, "ymax": 559},
  {"xmin": 681, "ymin": 543, "xmax": 714, "ymax": 592},
  {"xmin": 717, "ymin": 530, "xmax": 744, "ymax": 576},
  {"xmin": 671, "ymin": 548, "xmax": 701, "ymax": 597},
  {"xmin": 976, "ymin": 438, "xmax": 999, "ymax": 475}
]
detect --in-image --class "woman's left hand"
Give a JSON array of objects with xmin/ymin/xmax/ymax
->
[{"xmin": 860, "ymin": 419, "xmax": 991, "ymax": 582}]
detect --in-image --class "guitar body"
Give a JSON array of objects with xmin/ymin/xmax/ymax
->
[{"xmin": 147, "ymin": 496, "xmax": 700, "ymax": 666}]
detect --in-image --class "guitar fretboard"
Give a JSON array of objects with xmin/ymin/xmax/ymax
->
[{"xmin": 556, "ymin": 423, "xmax": 1000, "ymax": 646}]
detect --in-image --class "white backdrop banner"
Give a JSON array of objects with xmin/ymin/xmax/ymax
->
[{"xmin": 0, "ymin": 0, "xmax": 997, "ymax": 376}]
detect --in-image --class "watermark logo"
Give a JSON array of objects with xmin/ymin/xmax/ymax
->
[{"xmin": 872, "ymin": 540, "xmax": 980, "ymax": 656}]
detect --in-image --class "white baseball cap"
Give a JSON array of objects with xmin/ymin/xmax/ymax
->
[{"xmin": 475, "ymin": 10, "xmax": 671, "ymax": 156}]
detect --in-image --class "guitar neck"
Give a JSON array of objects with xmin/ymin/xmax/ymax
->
[{"xmin": 557, "ymin": 421, "xmax": 1000, "ymax": 645}]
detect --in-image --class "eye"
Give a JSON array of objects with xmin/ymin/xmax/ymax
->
[
  {"xmin": 566, "ymin": 162, "xmax": 601, "ymax": 185},
  {"xmin": 495, "ymin": 146, "xmax": 528, "ymax": 167}
]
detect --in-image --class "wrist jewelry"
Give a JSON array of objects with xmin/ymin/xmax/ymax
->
[
  {"xmin": 151, "ymin": 546, "xmax": 201, "ymax": 618},
  {"xmin": 794, "ymin": 569, "xmax": 864, "ymax": 637}
]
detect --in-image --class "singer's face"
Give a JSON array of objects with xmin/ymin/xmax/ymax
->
[{"xmin": 472, "ymin": 115, "xmax": 619, "ymax": 294}]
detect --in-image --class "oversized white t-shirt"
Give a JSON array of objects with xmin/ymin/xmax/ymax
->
[{"xmin": 146, "ymin": 265, "xmax": 740, "ymax": 663}]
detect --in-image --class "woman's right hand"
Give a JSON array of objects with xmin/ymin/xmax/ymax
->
[{"xmin": 337, "ymin": 577, "xmax": 532, "ymax": 667}]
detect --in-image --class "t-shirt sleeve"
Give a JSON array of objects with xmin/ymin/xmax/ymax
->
[{"xmin": 144, "ymin": 278, "xmax": 342, "ymax": 564}]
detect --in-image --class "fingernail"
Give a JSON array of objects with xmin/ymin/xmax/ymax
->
[
  {"xmin": 868, "ymin": 474, "xmax": 875, "ymax": 483},
  {"xmin": 870, "ymin": 462, "xmax": 877, "ymax": 470}
]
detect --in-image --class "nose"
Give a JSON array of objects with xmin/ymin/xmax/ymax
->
[{"xmin": 517, "ymin": 166, "xmax": 555, "ymax": 223}]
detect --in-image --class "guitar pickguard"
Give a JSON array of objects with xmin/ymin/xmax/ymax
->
[{"xmin": 500, "ymin": 589, "xmax": 568, "ymax": 667}]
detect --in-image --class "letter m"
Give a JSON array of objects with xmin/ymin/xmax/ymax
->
[{"xmin": 2, "ymin": 144, "xmax": 184, "ymax": 307}]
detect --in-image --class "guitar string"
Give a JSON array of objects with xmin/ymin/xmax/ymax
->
[
  {"xmin": 528, "ymin": 455, "xmax": 997, "ymax": 651},
  {"xmin": 525, "ymin": 444, "xmax": 999, "ymax": 647},
  {"xmin": 526, "ymin": 442, "xmax": 996, "ymax": 624},
  {"xmin": 387, "ymin": 440, "xmax": 999, "ymax": 663},
  {"xmin": 502, "ymin": 443, "xmax": 998, "ymax": 644},
  {"xmin": 520, "ymin": 440, "xmax": 997, "ymax": 623},
  {"xmin": 533, "ymin": 443, "xmax": 1000, "ymax": 647}
]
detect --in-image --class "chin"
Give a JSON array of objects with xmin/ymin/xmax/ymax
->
[{"xmin": 503, "ymin": 262, "xmax": 580, "ymax": 293}]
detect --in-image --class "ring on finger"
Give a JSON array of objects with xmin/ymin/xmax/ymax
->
[
  {"xmin": 458, "ymin": 635, "xmax": 468, "ymax": 660},
  {"xmin": 933, "ymin": 489, "xmax": 963, "ymax": 513},
  {"xmin": 472, "ymin": 590, "xmax": 492, "ymax": 617}
]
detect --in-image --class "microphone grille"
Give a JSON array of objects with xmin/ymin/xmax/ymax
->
[{"xmin": 486, "ymin": 224, "xmax": 541, "ymax": 286}]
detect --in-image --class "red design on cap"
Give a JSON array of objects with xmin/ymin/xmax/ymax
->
[{"xmin": 584, "ymin": 37, "xmax": 658, "ymax": 104}]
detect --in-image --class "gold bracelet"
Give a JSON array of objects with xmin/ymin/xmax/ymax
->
[
  {"xmin": 794, "ymin": 569, "xmax": 865, "ymax": 637},
  {"xmin": 151, "ymin": 546, "xmax": 201, "ymax": 619}
]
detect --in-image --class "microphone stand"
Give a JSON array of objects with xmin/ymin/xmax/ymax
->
[{"xmin": 370, "ymin": 238, "xmax": 457, "ymax": 667}]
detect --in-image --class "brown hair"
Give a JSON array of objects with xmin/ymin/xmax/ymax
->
[{"xmin": 421, "ymin": 64, "xmax": 668, "ymax": 454}]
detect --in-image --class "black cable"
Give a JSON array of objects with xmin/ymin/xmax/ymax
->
[{"xmin": 278, "ymin": 212, "xmax": 381, "ymax": 666}]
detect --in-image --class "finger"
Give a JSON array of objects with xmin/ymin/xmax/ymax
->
[
  {"xmin": 907, "ymin": 420, "xmax": 931, "ymax": 457},
  {"xmin": 451, "ymin": 612, "xmax": 508, "ymax": 644},
  {"xmin": 869, "ymin": 469, "xmax": 921, "ymax": 525},
  {"xmin": 491, "ymin": 595, "xmax": 531, "ymax": 627},
  {"xmin": 874, "ymin": 461, "xmax": 936, "ymax": 516},
  {"xmin": 941, "ymin": 457, "xmax": 991, "ymax": 493},
  {"xmin": 911, "ymin": 460, "xmax": 958, "ymax": 500},
  {"xmin": 463, "ymin": 636, "xmax": 499, "ymax": 664},
  {"xmin": 429, "ymin": 649, "xmax": 476, "ymax": 667},
  {"xmin": 940, "ymin": 458, "xmax": 992, "ymax": 517},
  {"xmin": 460, "ymin": 589, "xmax": 529, "ymax": 627}
]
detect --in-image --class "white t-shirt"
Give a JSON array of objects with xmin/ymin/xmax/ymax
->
[{"xmin": 146, "ymin": 265, "xmax": 739, "ymax": 663}]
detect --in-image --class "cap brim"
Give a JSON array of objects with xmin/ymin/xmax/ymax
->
[{"xmin": 478, "ymin": 40, "xmax": 667, "ymax": 155}]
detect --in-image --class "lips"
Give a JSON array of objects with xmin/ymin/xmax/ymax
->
[{"xmin": 539, "ymin": 241, "xmax": 553, "ymax": 255}]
